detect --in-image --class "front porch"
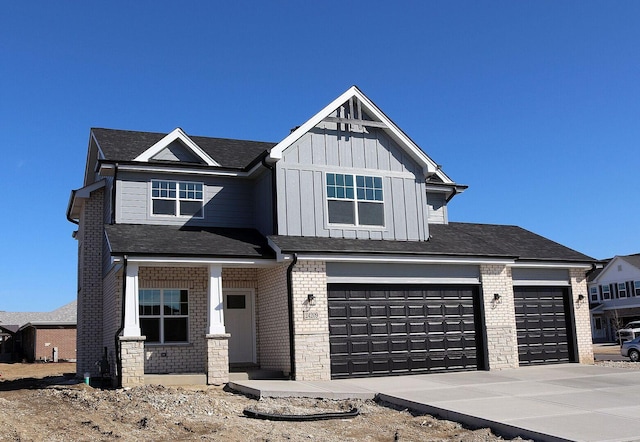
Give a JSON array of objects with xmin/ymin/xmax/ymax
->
[{"xmin": 116, "ymin": 263, "xmax": 293, "ymax": 387}]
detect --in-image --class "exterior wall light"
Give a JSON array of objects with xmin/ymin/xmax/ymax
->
[
  {"xmin": 493, "ymin": 293, "xmax": 501, "ymax": 301},
  {"xmin": 578, "ymin": 294, "xmax": 585, "ymax": 303},
  {"xmin": 307, "ymin": 293, "xmax": 315, "ymax": 305}
]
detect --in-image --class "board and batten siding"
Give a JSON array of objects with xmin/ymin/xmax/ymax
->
[
  {"xmin": 115, "ymin": 171, "xmax": 256, "ymax": 228},
  {"xmin": 276, "ymin": 125, "xmax": 429, "ymax": 241}
]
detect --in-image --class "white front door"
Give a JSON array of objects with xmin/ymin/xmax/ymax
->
[{"xmin": 223, "ymin": 289, "xmax": 256, "ymax": 364}]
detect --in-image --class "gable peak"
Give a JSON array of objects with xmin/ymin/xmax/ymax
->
[{"xmin": 133, "ymin": 127, "xmax": 220, "ymax": 166}]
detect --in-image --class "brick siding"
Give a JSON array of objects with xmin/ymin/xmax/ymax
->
[
  {"xmin": 256, "ymin": 264, "xmax": 291, "ymax": 374},
  {"xmin": 480, "ymin": 264, "xmax": 519, "ymax": 369},
  {"xmin": 291, "ymin": 260, "xmax": 331, "ymax": 380},
  {"xmin": 76, "ymin": 188, "xmax": 105, "ymax": 377},
  {"xmin": 570, "ymin": 268, "xmax": 595, "ymax": 364}
]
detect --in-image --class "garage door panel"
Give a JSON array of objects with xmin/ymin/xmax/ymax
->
[
  {"xmin": 514, "ymin": 286, "xmax": 574, "ymax": 366},
  {"xmin": 328, "ymin": 284, "xmax": 481, "ymax": 378}
]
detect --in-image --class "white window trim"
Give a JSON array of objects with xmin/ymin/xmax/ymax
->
[
  {"xmin": 635, "ymin": 281, "xmax": 640, "ymax": 297},
  {"xmin": 139, "ymin": 288, "xmax": 189, "ymax": 344},
  {"xmin": 150, "ymin": 179, "xmax": 204, "ymax": 219},
  {"xmin": 618, "ymin": 282, "xmax": 628, "ymax": 298},
  {"xmin": 325, "ymin": 172, "xmax": 385, "ymax": 228},
  {"xmin": 590, "ymin": 286, "xmax": 599, "ymax": 302},
  {"xmin": 602, "ymin": 284, "xmax": 611, "ymax": 300}
]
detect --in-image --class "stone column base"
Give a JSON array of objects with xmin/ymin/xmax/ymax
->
[
  {"xmin": 119, "ymin": 336, "xmax": 146, "ymax": 387},
  {"xmin": 206, "ymin": 334, "xmax": 230, "ymax": 385}
]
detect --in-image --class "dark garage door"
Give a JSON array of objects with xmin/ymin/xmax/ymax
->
[
  {"xmin": 514, "ymin": 286, "xmax": 575, "ymax": 365},
  {"xmin": 328, "ymin": 284, "xmax": 482, "ymax": 379}
]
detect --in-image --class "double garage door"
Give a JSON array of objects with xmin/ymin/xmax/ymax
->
[
  {"xmin": 328, "ymin": 284, "xmax": 483, "ymax": 379},
  {"xmin": 328, "ymin": 284, "xmax": 576, "ymax": 379}
]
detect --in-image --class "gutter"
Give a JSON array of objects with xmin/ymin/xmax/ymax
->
[{"xmin": 285, "ymin": 253, "xmax": 298, "ymax": 379}]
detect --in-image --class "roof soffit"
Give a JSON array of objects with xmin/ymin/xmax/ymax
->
[
  {"xmin": 133, "ymin": 128, "xmax": 220, "ymax": 166},
  {"xmin": 268, "ymin": 86, "xmax": 453, "ymax": 182}
]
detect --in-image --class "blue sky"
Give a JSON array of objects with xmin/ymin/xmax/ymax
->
[{"xmin": 1, "ymin": 1, "xmax": 638, "ymax": 312}]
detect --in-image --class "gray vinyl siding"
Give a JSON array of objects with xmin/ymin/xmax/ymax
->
[
  {"xmin": 326, "ymin": 262, "xmax": 479, "ymax": 283},
  {"xmin": 426, "ymin": 192, "xmax": 448, "ymax": 224},
  {"xmin": 252, "ymin": 169, "xmax": 273, "ymax": 235},
  {"xmin": 511, "ymin": 268, "xmax": 570, "ymax": 285},
  {"xmin": 115, "ymin": 171, "xmax": 255, "ymax": 228},
  {"xmin": 276, "ymin": 125, "xmax": 429, "ymax": 241}
]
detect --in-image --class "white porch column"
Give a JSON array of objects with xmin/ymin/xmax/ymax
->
[
  {"xmin": 208, "ymin": 264, "xmax": 226, "ymax": 334},
  {"xmin": 122, "ymin": 263, "xmax": 141, "ymax": 336}
]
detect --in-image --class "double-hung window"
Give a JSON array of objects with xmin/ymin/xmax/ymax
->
[
  {"xmin": 618, "ymin": 282, "xmax": 628, "ymax": 298},
  {"xmin": 151, "ymin": 180, "xmax": 203, "ymax": 217},
  {"xmin": 601, "ymin": 284, "xmax": 611, "ymax": 300},
  {"xmin": 590, "ymin": 286, "xmax": 599, "ymax": 302},
  {"xmin": 635, "ymin": 281, "xmax": 640, "ymax": 297},
  {"xmin": 139, "ymin": 289, "xmax": 189, "ymax": 343},
  {"xmin": 326, "ymin": 173, "xmax": 384, "ymax": 226}
]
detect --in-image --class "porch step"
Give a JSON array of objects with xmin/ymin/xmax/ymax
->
[
  {"xmin": 144, "ymin": 373, "xmax": 207, "ymax": 386},
  {"xmin": 229, "ymin": 369, "xmax": 288, "ymax": 381}
]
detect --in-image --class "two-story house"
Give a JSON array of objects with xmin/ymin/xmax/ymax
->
[
  {"xmin": 588, "ymin": 254, "xmax": 640, "ymax": 341},
  {"xmin": 67, "ymin": 86, "xmax": 595, "ymax": 387}
]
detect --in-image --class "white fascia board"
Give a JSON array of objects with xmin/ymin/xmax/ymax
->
[
  {"xmin": 512, "ymin": 280, "xmax": 571, "ymax": 287},
  {"xmin": 68, "ymin": 179, "xmax": 107, "ymax": 220},
  {"xmin": 113, "ymin": 256, "xmax": 279, "ymax": 267},
  {"xmin": 268, "ymin": 86, "xmax": 451, "ymax": 182},
  {"xmin": 293, "ymin": 254, "xmax": 514, "ymax": 265},
  {"xmin": 327, "ymin": 276, "xmax": 480, "ymax": 285},
  {"xmin": 509, "ymin": 262, "xmax": 593, "ymax": 270},
  {"xmin": 590, "ymin": 256, "xmax": 621, "ymax": 284},
  {"xmin": 116, "ymin": 162, "xmax": 263, "ymax": 178},
  {"xmin": 133, "ymin": 128, "xmax": 220, "ymax": 166},
  {"xmin": 267, "ymin": 237, "xmax": 286, "ymax": 262}
]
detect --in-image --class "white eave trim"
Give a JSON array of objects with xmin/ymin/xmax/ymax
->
[
  {"xmin": 289, "ymin": 253, "xmax": 515, "ymax": 266},
  {"xmin": 113, "ymin": 162, "xmax": 263, "ymax": 178},
  {"xmin": 113, "ymin": 256, "xmax": 279, "ymax": 267},
  {"xmin": 267, "ymin": 86, "xmax": 451, "ymax": 181},
  {"xmin": 68, "ymin": 179, "xmax": 106, "ymax": 220},
  {"xmin": 509, "ymin": 262, "xmax": 593, "ymax": 270},
  {"xmin": 133, "ymin": 127, "xmax": 220, "ymax": 166}
]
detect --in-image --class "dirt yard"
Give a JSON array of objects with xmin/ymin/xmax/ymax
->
[{"xmin": 0, "ymin": 362, "xmax": 532, "ymax": 442}]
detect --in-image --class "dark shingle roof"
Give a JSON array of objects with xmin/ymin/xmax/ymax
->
[
  {"xmin": 105, "ymin": 224, "xmax": 274, "ymax": 259},
  {"xmin": 269, "ymin": 222, "xmax": 593, "ymax": 263},
  {"xmin": 92, "ymin": 128, "xmax": 276, "ymax": 169}
]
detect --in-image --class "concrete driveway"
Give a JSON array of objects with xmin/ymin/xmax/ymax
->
[{"xmin": 230, "ymin": 364, "xmax": 640, "ymax": 442}]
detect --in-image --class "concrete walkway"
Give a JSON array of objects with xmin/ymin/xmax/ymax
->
[{"xmin": 229, "ymin": 364, "xmax": 640, "ymax": 442}]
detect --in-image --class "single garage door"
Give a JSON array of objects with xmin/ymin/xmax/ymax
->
[
  {"xmin": 328, "ymin": 284, "xmax": 482, "ymax": 379},
  {"xmin": 514, "ymin": 286, "xmax": 575, "ymax": 365}
]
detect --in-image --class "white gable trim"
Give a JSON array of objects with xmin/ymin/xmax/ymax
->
[
  {"xmin": 133, "ymin": 127, "xmax": 220, "ymax": 166},
  {"xmin": 268, "ymin": 86, "xmax": 452, "ymax": 182},
  {"xmin": 592, "ymin": 256, "xmax": 640, "ymax": 284}
]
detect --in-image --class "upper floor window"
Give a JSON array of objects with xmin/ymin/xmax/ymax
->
[
  {"xmin": 151, "ymin": 180, "xmax": 203, "ymax": 218},
  {"xmin": 601, "ymin": 284, "xmax": 611, "ymax": 300},
  {"xmin": 326, "ymin": 173, "xmax": 384, "ymax": 226},
  {"xmin": 139, "ymin": 289, "xmax": 189, "ymax": 343},
  {"xmin": 635, "ymin": 281, "xmax": 640, "ymax": 296},
  {"xmin": 590, "ymin": 286, "xmax": 599, "ymax": 302},
  {"xmin": 618, "ymin": 282, "xmax": 628, "ymax": 298}
]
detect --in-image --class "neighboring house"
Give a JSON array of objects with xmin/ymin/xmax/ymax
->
[
  {"xmin": 67, "ymin": 86, "xmax": 594, "ymax": 387},
  {"xmin": 0, "ymin": 301, "xmax": 77, "ymax": 362},
  {"xmin": 588, "ymin": 254, "xmax": 640, "ymax": 342}
]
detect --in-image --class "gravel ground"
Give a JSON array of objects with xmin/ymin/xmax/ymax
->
[{"xmin": 0, "ymin": 363, "xmax": 527, "ymax": 442}]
